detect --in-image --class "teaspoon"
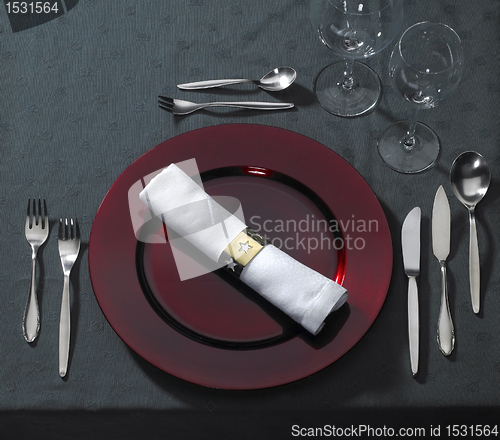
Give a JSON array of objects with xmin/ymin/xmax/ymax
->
[
  {"xmin": 177, "ymin": 67, "xmax": 297, "ymax": 92},
  {"xmin": 450, "ymin": 151, "xmax": 491, "ymax": 314}
]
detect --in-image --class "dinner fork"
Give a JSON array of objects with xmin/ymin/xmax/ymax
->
[
  {"xmin": 23, "ymin": 199, "xmax": 49, "ymax": 343},
  {"xmin": 158, "ymin": 96, "xmax": 294, "ymax": 115},
  {"xmin": 58, "ymin": 217, "xmax": 80, "ymax": 377}
]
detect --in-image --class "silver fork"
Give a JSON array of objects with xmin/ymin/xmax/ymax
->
[
  {"xmin": 58, "ymin": 217, "xmax": 80, "ymax": 377},
  {"xmin": 158, "ymin": 96, "xmax": 294, "ymax": 115},
  {"xmin": 23, "ymin": 199, "xmax": 49, "ymax": 343}
]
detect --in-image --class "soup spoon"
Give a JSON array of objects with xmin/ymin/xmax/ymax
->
[
  {"xmin": 450, "ymin": 151, "xmax": 491, "ymax": 314},
  {"xmin": 177, "ymin": 67, "xmax": 297, "ymax": 92}
]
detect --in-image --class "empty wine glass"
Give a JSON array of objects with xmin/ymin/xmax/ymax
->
[
  {"xmin": 377, "ymin": 22, "xmax": 463, "ymax": 173},
  {"xmin": 310, "ymin": 0, "xmax": 403, "ymax": 117}
]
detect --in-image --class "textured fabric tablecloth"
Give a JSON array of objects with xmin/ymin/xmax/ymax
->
[{"xmin": 0, "ymin": 0, "xmax": 499, "ymax": 438}]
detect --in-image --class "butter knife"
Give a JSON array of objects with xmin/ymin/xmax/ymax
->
[
  {"xmin": 432, "ymin": 185, "xmax": 455, "ymax": 356},
  {"xmin": 402, "ymin": 207, "xmax": 421, "ymax": 376}
]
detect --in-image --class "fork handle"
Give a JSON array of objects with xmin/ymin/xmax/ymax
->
[
  {"xmin": 178, "ymin": 78, "xmax": 253, "ymax": 89},
  {"xmin": 204, "ymin": 101, "xmax": 294, "ymax": 110},
  {"xmin": 59, "ymin": 274, "xmax": 71, "ymax": 377},
  {"xmin": 23, "ymin": 258, "xmax": 40, "ymax": 343}
]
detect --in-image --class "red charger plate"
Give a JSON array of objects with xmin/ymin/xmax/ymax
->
[{"xmin": 88, "ymin": 124, "xmax": 393, "ymax": 389}]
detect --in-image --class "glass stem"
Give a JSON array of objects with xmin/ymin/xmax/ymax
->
[
  {"xmin": 403, "ymin": 108, "xmax": 419, "ymax": 151},
  {"xmin": 341, "ymin": 58, "xmax": 355, "ymax": 90}
]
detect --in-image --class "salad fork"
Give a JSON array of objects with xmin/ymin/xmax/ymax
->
[
  {"xmin": 23, "ymin": 199, "xmax": 49, "ymax": 343},
  {"xmin": 58, "ymin": 217, "xmax": 81, "ymax": 377},
  {"xmin": 158, "ymin": 96, "xmax": 294, "ymax": 115}
]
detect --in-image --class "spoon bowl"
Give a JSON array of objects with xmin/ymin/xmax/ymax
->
[
  {"xmin": 450, "ymin": 151, "xmax": 490, "ymax": 314},
  {"xmin": 257, "ymin": 67, "xmax": 297, "ymax": 91},
  {"xmin": 450, "ymin": 151, "xmax": 491, "ymax": 208}
]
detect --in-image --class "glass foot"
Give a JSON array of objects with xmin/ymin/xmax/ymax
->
[
  {"xmin": 377, "ymin": 121, "xmax": 440, "ymax": 173},
  {"xmin": 313, "ymin": 61, "xmax": 382, "ymax": 118}
]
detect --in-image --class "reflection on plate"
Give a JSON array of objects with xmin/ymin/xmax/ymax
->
[{"xmin": 89, "ymin": 124, "xmax": 392, "ymax": 389}]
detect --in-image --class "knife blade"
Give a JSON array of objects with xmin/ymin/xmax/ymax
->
[
  {"xmin": 402, "ymin": 207, "xmax": 421, "ymax": 376},
  {"xmin": 432, "ymin": 185, "xmax": 455, "ymax": 356}
]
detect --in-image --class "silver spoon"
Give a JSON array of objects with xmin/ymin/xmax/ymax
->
[
  {"xmin": 177, "ymin": 67, "xmax": 297, "ymax": 92},
  {"xmin": 450, "ymin": 151, "xmax": 491, "ymax": 314}
]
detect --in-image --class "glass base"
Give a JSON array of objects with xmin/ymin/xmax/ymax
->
[
  {"xmin": 377, "ymin": 121, "xmax": 440, "ymax": 173},
  {"xmin": 313, "ymin": 61, "xmax": 382, "ymax": 117}
]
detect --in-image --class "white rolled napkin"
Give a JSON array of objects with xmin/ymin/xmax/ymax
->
[{"xmin": 139, "ymin": 163, "xmax": 348, "ymax": 335}]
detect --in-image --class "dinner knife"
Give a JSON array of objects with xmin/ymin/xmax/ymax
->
[
  {"xmin": 432, "ymin": 185, "xmax": 455, "ymax": 356},
  {"xmin": 401, "ymin": 207, "xmax": 421, "ymax": 376}
]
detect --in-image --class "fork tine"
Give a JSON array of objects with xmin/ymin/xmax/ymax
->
[
  {"xmin": 64, "ymin": 217, "xmax": 69, "ymax": 240},
  {"xmin": 37, "ymin": 199, "xmax": 42, "ymax": 226},
  {"xmin": 158, "ymin": 96, "xmax": 174, "ymax": 105},
  {"xmin": 158, "ymin": 99, "xmax": 174, "ymax": 108},
  {"xmin": 58, "ymin": 217, "xmax": 63, "ymax": 240},
  {"xmin": 158, "ymin": 100, "xmax": 174, "ymax": 109},
  {"xmin": 158, "ymin": 103, "xmax": 174, "ymax": 112},
  {"xmin": 26, "ymin": 199, "xmax": 31, "ymax": 229},
  {"xmin": 74, "ymin": 218, "xmax": 80, "ymax": 241},
  {"xmin": 32, "ymin": 199, "xmax": 36, "ymax": 225},
  {"xmin": 43, "ymin": 199, "xmax": 48, "ymax": 230}
]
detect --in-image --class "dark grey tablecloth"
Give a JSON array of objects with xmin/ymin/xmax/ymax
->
[{"xmin": 1, "ymin": 0, "xmax": 499, "ymax": 438}]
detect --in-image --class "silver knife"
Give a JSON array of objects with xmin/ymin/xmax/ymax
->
[
  {"xmin": 432, "ymin": 185, "xmax": 455, "ymax": 356},
  {"xmin": 402, "ymin": 207, "xmax": 421, "ymax": 376}
]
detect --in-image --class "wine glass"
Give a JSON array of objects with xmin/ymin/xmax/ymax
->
[
  {"xmin": 377, "ymin": 22, "xmax": 463, "ymax": 173},
  {"xmin": 310, "ymin": 0, "xmax": 403, "ymax": 117}
]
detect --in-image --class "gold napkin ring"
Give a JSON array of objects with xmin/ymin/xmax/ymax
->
[{"xmin": 221, "ymin": 228, "xmax": 269, "ymax": 277}]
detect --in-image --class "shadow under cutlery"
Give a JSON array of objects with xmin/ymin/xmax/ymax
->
[{"xmin": 413, "ymin": 214, "xmax": 432, "ymax": 383}]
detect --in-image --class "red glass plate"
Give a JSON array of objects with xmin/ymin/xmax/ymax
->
[{"xmin": 89, "ymin": 124, "xmax": 393, "ymax": 389}]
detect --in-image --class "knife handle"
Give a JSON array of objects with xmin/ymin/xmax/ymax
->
[
  {"xmin": 437, "ymin": 261, "xmax": 455, "ymax": 356},
  {"xmin": 408, "ymin": 276, "xmax": 419, "ymax": 376},
  {"xmin": 469, "ymin": 209, "xmax": 480, "ymax": 314}
]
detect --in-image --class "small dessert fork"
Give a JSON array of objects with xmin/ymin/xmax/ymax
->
[
  {"xmin": 58, "ymin": 217, "xmax": 80, "ymax": 377},
  {"xmin": 158, "ymin": 95, "xmax": 294, "ymax": 115},
  {"xmin": 23, "ymin": 199, "xmax": 49, "ymax": 343}
]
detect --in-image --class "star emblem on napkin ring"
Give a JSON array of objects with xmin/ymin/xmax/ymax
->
[
  {"xmin": 238, "ymin": 241, "xmax": 253, "ymax": 254},
  {"xmin": 225, "ymin": 258, "xmax": 237, "ymax": 271},
  {"xmin": 221, "ymin": 228, "xmax": 269, "ymax": 278}
]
